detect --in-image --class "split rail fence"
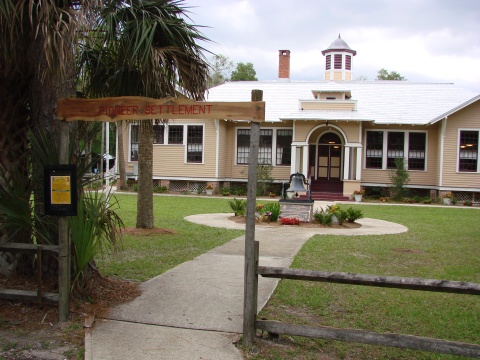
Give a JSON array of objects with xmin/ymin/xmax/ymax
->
[{"xmin": 250, "ymin": 241, "xmax": 480, "ymax": 358}]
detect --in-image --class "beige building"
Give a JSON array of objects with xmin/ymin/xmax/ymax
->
[{"xmin": 121, "ymin": 36, "xmax": 480, "ymax": 202}]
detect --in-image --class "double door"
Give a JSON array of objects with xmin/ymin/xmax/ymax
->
[{"xmin": 309, "ymin": 132, "xmax": 342, "ymax": 180}]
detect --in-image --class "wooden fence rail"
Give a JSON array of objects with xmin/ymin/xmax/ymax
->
[
  {"xmin": 255, "ymin": 261, "xmax": 480, "ymax": 357},
  {"xmin": 0, "ymin": 243, "xmax": 59, "ymax": 304},
  {"xmin": 256, "ymin": 320, "xmax": 480, "ymax": 358},
  {"xmin": 257, "ymin": 266, "xmax": 480, "ymax": 295}
]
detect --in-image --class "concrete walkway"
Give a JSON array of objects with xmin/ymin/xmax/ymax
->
[{"xmin": 85, "ymin": 205, "xmax": 407, "ymax": 359}]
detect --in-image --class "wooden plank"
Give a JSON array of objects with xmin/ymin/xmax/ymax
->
[
  {"xmin": 0, "ymin": 243, "xmax": 59, "ymax": 253},
  {"xmin": 0, "ymin": 289, "xmax": 59, "ymax": 303},
  {"xmin": 57, "ymin": 96, "xmax": 265, "ymax": 122},
  {"xmin": 256, "ymin": 320, "xmax": 480, "ymax": 358},
  {"xmin": 257, "ymin": 266, "xmax": 480, "ymax": 295}
]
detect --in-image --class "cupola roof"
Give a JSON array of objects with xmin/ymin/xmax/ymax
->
[{"xmin": 322, "ymin": 34, "xmax": 357, "ymax": 55}]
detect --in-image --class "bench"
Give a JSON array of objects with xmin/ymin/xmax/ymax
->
[{"xmin": 0, "ymin": 243, "xmax": 60, "ymax": 303}]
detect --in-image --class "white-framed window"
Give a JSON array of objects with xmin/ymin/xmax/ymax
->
[
  {"xmin": 236, "ymin": 128, "xmax": 292, "ymax": 165},
  {"xmin": 130, "ymin": 124, "xmax": 139, "ymax": 161},
  {"xmin": 458, "ymin": 129, "xmax": 479, "ymax": 172},
  {"xmin": 186, "ymin": 125, "xmax": 204, "ymax": 164},
  {"xmin": 129, "ymin": 123, "xmax": 204, "ymax": 163},
  {"xmin": 365, "ymin": 130, "xmax": 427, "ymax": 171},
  {"xmin": 276, "ymin": 129, "xmax": 293, "ymax": 166}
]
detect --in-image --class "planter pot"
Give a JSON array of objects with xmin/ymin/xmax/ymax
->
[
  {"xmin": 443, "ymin": 198, "xmax": 451, "ymax": 205},
  {"xmin": 206, "ymin": 189, "xmax": 213, "ymax": 196},
  {"xmin": 354, "ymin": 194, "xmax": 363, "ymax": 202}
]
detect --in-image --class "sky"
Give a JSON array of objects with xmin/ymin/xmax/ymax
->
[{"xmin": 185, "ymin": 0, "xmax": 480, "ymax": 92}]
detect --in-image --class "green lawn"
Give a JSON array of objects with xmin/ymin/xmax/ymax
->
[
  {"xmin": 96, "ymin": 196, "xmax": 479, "ymax": 359},
  {"xmin": 256, "ymin": 205, "xmax": 480, "ymax": 359},
  {"xmin": 95, "ymin": 194, "xmax": 243, "ymax": 281}
]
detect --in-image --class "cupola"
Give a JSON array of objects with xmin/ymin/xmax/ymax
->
[{"xmin": 321, "ymin": 34, "xmax": 356, "ymax": 81}]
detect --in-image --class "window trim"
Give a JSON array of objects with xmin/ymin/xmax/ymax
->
[
  {"xmin": 364, "ymin": 129, "xmax": 428, "ymax": 171},
  {"xmin": 457, "ymin": 128, "xmax": 480, "ymax": 173},
  {"xmin": 235, "ymin": 127, "xmax": 293, "ymax": 166},
  {"xmin": 185, "ymin": 124, "xmax": 205, "ymax": 164},
  {"xmin": 129, "ymin": 122, "xmax": 206, "ymax": 164},
  {"xmin": 129, "ymin": 124, "xmax": 139, "ymax": 162}
]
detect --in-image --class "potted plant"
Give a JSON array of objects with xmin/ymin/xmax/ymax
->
[
  {"xmin": 353, "ymin": 189, "xmax": 365, "ymax": 202},
  {"xmin": 443, "ymin": 192, "xmax": 452, "ymax": 205},
  {"xmin": 205, "ymin": 184, "xmax": 214, "ymax": 195}
]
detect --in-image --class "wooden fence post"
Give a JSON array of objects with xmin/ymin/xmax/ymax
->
[
  {"xmin": 58, "ymin": 121, "xmax": 70, "ymax": 322},
  {"xmin": 243, "ymin": 89, "xmax": 263, "ymax": 348}
]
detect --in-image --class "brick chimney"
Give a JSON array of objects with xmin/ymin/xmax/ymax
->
[{"xmin": 278, "ymin": 50, "xmax": 290, "ymax": 80}]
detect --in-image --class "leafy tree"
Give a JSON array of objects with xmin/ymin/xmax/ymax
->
[
  {"xmin": 230, "ymin": 62, "xmax": 258, "ymax": 81},
  {"xmin": 208, "ymin": 54, "xmax": 233, "ymax": 87},
  {"xmin": 377, "ymin": 68, "xmax": 407, "ymax": 81}
]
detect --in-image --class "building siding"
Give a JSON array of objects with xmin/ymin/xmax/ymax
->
[
  {"xmin": 300, "ymin": 101, "xmax": 356, "ymax": 111},
  {"xmin": 441, "ymin": 100, "xmax": 480, "ymax": 188},
  {"xmin": 361, "ymin": 125, "xmax": 440, "ymax": 187}
]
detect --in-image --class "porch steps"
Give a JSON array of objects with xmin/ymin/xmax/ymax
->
[
  {"xmin": 304, "ymin": 179, "xmax": 351, "ymax": 201},
  {"xmin": 300, "ymin": 192, "xmax": 351, "ymax": 201}
]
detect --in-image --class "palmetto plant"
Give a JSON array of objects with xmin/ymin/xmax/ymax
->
[{"xmin": 69, "ymin": 190, "xmax": 124, "ymax": 294}]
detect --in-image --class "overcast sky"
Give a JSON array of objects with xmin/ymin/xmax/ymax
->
[{"xmin": 185, "ymin": 0, "xmax": 480, "ymax": 92}]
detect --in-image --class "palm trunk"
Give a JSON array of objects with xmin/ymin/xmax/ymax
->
[{"xmin": 136, "ymin": 121, "xmax": 154, "ymax": 228}]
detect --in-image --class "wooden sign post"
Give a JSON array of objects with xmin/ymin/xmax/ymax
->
[
  {"xmin": 57, "ymin": 96, "xmax": 265, "ymax": 122},
  {"xmin": 56, "ymin": 94, "xmax": 265, "ymax": 331}
]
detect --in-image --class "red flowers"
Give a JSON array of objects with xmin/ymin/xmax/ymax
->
[{"xmin": 280, "ymin": 217, "xmax": 300, "ymax": 225}]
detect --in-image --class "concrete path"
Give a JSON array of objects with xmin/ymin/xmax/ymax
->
[{"xmin": 85, "ymin": 207, "xmax": 407, "ymax": 359}]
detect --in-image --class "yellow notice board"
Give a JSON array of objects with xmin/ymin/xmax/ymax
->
[
  {"xmin": 51, "ymin": 176, "xmax": 71, "ymax": 205},
  {"xmin": 44, "ymin": 165, "xmax": 77, "ymax": 216}
]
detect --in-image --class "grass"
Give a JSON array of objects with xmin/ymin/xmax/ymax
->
[
  {"xmin": 94, "ymin": 196, "xmax": 478, "ymax": 358},
  {"xmin": 95, "ymin": 194, "xmax": 243, "ymax": 282},
  {"xmin": 255, "ymin": 205, "xmax": 480, "ymax": 359}
]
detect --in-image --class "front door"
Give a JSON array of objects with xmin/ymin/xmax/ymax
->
[{"xmin": 318, "ymin": 133, "xmax": 342, "ymax": 180}]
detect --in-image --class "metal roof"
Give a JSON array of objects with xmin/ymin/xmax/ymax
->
[{"xmin": 206, "ymin": 80, "xmax": 479, "ymax": 125}]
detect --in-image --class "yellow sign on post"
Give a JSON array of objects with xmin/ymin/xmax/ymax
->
[
  {"xmin": 44, "ymin": 165, "xmax": 77, "ymax": 216},
  {"xmin": 51, "ymin": 176, "xmax": 72, "ymax": 205}
]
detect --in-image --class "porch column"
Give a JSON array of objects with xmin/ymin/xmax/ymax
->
[
  {"xmin": 290, "ymin": 145, "xmax": 297, "ymax": 174},
  {"xmin": 343, "ymin": 146, "xmax": 350, "ymax": 180},
  {"xmin": 303, "ymin": 145, "xmax": 309, "ymax": 177},
  {"xmin": 356, "ymin": 147, "xmax": 362, "ymax": 180}
]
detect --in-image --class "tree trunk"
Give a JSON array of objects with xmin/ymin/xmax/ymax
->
[
  {"xmin": 136, "ymin": 121, "xmax": 154, "ymax": 228},
  {"xmin": 117, "ymin": 121, "xmax": 127, "ymax": 190},
  {"xmin": 29, "ymin": 31, "xmax": 76, "ymax": 279}
]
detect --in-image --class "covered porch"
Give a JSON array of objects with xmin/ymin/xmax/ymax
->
[{"xmin": 289, "ymin": 122, "xmax": 363, "ymax": 199}]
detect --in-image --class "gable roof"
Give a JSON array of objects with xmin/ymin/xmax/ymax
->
[{"xmin": 206, "ymin": 80, "xmax": 479, "ymax": 125}]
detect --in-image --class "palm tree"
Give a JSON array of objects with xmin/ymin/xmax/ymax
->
[
  {"xmin": 0, "ymin": 1, "xmax": 100, "ymax": 277},
  {"xmin": 78, "ymin": 0, "xmax": 210, "ymax": 228}
]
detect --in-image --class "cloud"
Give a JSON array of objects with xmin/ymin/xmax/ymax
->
[{"xmin": 186, "ymin": 0, "xmax": 480, "ymax": 91}]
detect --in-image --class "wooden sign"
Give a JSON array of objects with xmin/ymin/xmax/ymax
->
[{"xmin": 57, "ymin": 96, "xmax": 265, "ymax": 122}]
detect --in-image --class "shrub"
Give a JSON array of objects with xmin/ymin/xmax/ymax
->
[
  {"xmin": 280, "ymin": 217, "xmax": 300, "ymax": 225},
  {"xmin": 263, "ymin": 202, "xmax": 281, "ymax": 222},
  {"xmin": 346, "ymin": 207, "xmax": 363, "ymax": 222},
  {"xmin": 389, "ymin": 158, "xmax": 410, "ymax": 201},
  {"xmin": 222, "ymin": 187, "xmax": 231, "ymax": 196},
  {"xmin": 336, "ymin": 209, "xmax": 349, "ymax": 225},
  {"xmin": 228, "ymin": 198, "xmax": 246, "ymax": 216},
  {"xmin": 313, "ymin": 208, "xmax": 334, "ymax": 226}
]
